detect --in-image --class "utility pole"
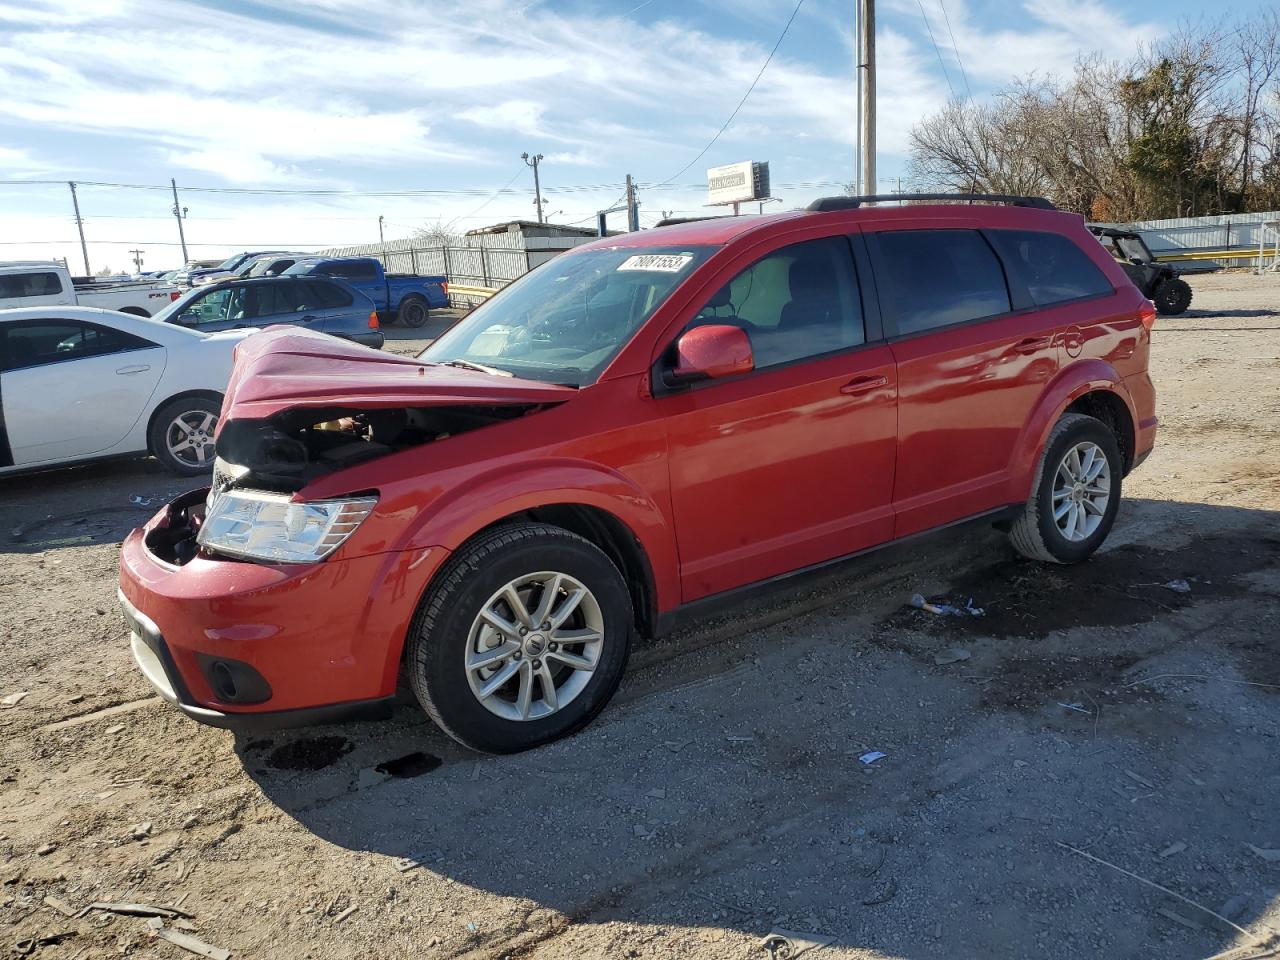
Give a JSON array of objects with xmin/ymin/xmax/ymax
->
[
  {"xmin": 853, "ymin": 0, "xmax": 861, "ymax": 193},
  {"xmin": 68, "ymin": 181, "xmax": 90, "ymax": 275},
  {"xmin": 522, "ymin": 152, "xmax": 545, "ymax": 224},
  {"xmin": 129, "ymin": 249, "xmax": 145, "ymax": 273},
  {"xmin": 625, "ymin": 175, "xmax": 640, "ymax": 232},
  {"xmin": 170, "ymin": 178, "xmax": 189, "ymax": 265},
  {"xmin": 857, "ymin": 0, "xmax": 876, "ymax": 199},
  {"xmin": 378, "ymin": 215, "xmax": 385, "ymax": 247}
]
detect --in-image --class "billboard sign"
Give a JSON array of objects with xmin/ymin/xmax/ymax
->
[{"xmin": 707, "ymin": 161, "xmax": 772, "ymax": 206}]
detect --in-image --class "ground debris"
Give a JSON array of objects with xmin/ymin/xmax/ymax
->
[
  {"xmin": 43, "ymin": 895, "xmax": 76, "ymax": 917},
  {"xmin": 333, "ymin": 904, "xmax": 358, "ymax": 923},
  {"xmin": 1245, "ymin": 844, "xmax": 1280, "ymax": 863},
  {"xmin": 1159, "ymin": 842, "xmax": 1188, "ymax": 859},
  {"xmin": 933, "ymin": 647, "xmax": 970, "ymax": 665},
  {"xmin": 2, "ymin": 691, "xmax": 30, "ymax": 707},
  {"xmin": 759, "ymin": 927, "xmax": 835, "ymax": 958},
  {"xmin": 12, "ymin": 932, "xmax": 74, "ymax": 955},
  {"xmin": 152, "ymin": 924, "xmax": 231, "ymax": 960},
  {"xmin": 88, "ymin": 901, "xmax": 195, "ymax": 919},
  {"xmin": 861, "ymin": 878, "xmax": 898, "ymax": 906}
]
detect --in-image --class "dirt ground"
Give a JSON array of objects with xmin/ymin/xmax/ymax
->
[{"xmin": 2, "ymin": 273, "xmax": 1279, "ymax": 960}]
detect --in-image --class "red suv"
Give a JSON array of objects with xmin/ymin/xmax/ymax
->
[{"xmin": 118, "ymin": 195, "xmax": 1157, "ymax": 753}]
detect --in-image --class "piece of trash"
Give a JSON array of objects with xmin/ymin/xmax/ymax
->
[
  {"xmin": 663, "ymin": 739, "xmax": 693, "ymax": 753},
  {"xmin": 393, "ymin": 850, "xmax": 441, "ymax": 873},
  {"xmin": 105, "ymin": 724, "xmax": 125, "ymax": 735},
  {"xmin": 1, "ymin": 691, "xmax": 29, "ymax": 707},
  {"xmin": 36, "ymin": 843, "xmax": 56, "ymax": 856},
  {"xmin": 333, "ymin": 904, "xmax": 358, "ymax": 923},
  {"xmin": 466, "ymin": 921, "xmax": 478, "ymax": 933},
  {"xmin": 862, "ymin": 877, "xmax": 898, "ymax": 906},
  {"xmin": 759, "ymin": 928, "xmax": 835, "ymax": 959},
  {"xmin": 1057, "ymin": 702, "xmax": 1092, "ymax": 715},
  {"xmin": 1158, "ymin": 842, "xmax": 1187, "ymax": 859},
  {"xmin": 1125, "ymin": 770, "xmax": 1155, "ymax": 789},
  {"xmin": 1162, "ymin": 579, "xmax": 1191, "ymax": 594},
  {"xmin": 43, "ymin": 896, "xmax": 76, "ymax": 917},
  {"xmin": 1245, "ymin": 843, "xmax": 1280, "ymax": 862},
  {"xmin": 147, "ymin": 916, "xmax": 165, "ymax": 931},
  {"xmin": 933, "ymin": 648, "xmax": 970, "ymax": 665},
  {"xmin": 153, "ymin": 926, "xmax": 231, "ymax": 960},
  {"xmin": 645, "ymin": 788, "xmax": 667, "ymax": 800},
  {"xmin": 859, "ymin": 751, "xmax": 887, "ymax": 765},
  {"xmin": 130, "ymin": 821, "xmax": 153, "ymax": 839},
  {"xmin": 12, "ymin": 933, "xmax": 73, "ymax": 956},
  {"xmin": 910, "ymin": 593, "xmax": 984, "ymax": 617},
  {"xmin": 725, "ymin": 736, "xmax": 753, "ymax": 743},
  {"xmin": 130, "ymin": 496, "xmax": 154, "ymax": 507},
  {"xmin": 633, "ymin": 825, "xmax": 650, "ymax": 837}
]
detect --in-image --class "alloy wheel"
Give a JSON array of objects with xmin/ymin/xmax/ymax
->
[
  {"xmin": 1052, "ymin": 440, "xmax": 1111, "ymax": 542},
  {"xmin": 166, "ymin": 411, "xmax": 217, "ymax": 467},
  {"xmin": 464, "ymin": 572, "xmax": 604, "ymax": 722}
]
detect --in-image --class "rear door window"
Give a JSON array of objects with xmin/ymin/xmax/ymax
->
[
  {"xmin": 306, "ymin": 280, "xmax": 353, "ymax": 308},
  {"xmin": 872, "ymin": 230, "xmax": 1011, "ymax": 336},
  {"xmin": 249, "ymin": 282, "xmax": 303, "ymax": 318},
  {"xmin": 987, "ymin": 229, "xmax": 1115, "ymax": 306}
]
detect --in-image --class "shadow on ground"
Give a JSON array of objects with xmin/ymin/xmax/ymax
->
[{"xmin": 238, "ymin": 498, "xmax": 1280, "ymax": 958}]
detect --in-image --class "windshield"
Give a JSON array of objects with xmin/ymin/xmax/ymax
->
[
  {"xmin": 419, "ymin": 246, "xmax": 713, "ymax": 386},
  {"xmin": 214, "ymin": 253, "xmax": 245, "ymax": 271},
  {"xmin": 152, "ymin": 284, "xmax": 215, "ymax": 323}
]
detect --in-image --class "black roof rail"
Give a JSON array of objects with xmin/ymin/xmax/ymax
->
[
  {"xmin": 806, "ymin": 193, "xmax": 1057, "ymax": 212},
  {"xmin": 653, "ymin": 216, "xmax": 733, "ymax": 227}
]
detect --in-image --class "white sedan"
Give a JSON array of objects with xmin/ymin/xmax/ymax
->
[{"xmin": 0, "ymin": 306, "xmax": 254, "ymax": 476}]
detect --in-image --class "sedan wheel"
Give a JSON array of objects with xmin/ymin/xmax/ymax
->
[{"xmin": 165, "ymin": 411, "xmax": 217, "ymax": 469}]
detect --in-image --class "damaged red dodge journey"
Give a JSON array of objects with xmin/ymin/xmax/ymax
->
[{"xmin": 119, "ymin": 194, "xmax": 1157, "ymax": 753}]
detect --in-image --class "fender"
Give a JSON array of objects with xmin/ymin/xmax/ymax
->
[
  {"xmin": 1008, "ymin": 359, "xmax": 1138, "ymax": 502},
  {"xmin": 397, "ymin": 456, "xmax": 681, "ymax": 613}
]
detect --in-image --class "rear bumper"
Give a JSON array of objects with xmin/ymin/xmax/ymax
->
[{"xmin": 118, "ymin": 489, "xmax": 449, "ymax": 730}]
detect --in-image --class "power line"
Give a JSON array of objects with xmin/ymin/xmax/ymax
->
[
  {"xmin": 915, "ymin": 0, "xmax": 957, "ymax": 101},
  {"xmin": 652, "ymin": 0, "xmax": 806, "ymax": 187},
  {"xmin": 936, "ymin": 0, "xmax": 972, "ymax": 100}
]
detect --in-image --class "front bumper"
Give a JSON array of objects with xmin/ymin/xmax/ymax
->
[{"xmin": 118, "ymin": 488, "xmax": 448, "ymax": 730}]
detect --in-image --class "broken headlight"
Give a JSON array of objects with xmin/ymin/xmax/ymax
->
[{"xmin": 197, "ymin": 490, "xmax": 377, "ymax": 563}]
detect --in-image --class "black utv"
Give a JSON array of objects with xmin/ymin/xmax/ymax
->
[{"xmin": 1088, "ymin": 226, "xmax": 1193, "ymax": 315}]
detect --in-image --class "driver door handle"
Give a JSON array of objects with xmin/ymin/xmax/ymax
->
[
  {"xmin": 115, "ymin": 364, "xmax": 151, "ymax": 375},
  {"xmin": 840, "ymin": 374, "xmax": 888, "ymax": 396}
]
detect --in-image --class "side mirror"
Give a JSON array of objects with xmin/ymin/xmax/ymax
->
[
  {"xmin": 666, "ymin": 324, "xmax": 754, "ymax": 385},
  {"xmin": 174, "ymin": 311, "xmax": 201, "ymax": 327}
]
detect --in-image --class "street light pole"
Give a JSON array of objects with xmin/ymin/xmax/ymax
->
[{"xmin": 522, "ymin": 152, "xmax": 545, "ymax": 224}]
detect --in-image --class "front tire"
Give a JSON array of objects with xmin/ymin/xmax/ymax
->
[
  {"xmin": 1009, "ymin": 413, "xmax": 1122, "ymax": 564},
  {"xmin": 1153, "ymin": 277, "xmax": 1192, "ymax": 315},
  {"xmin": 149, "ymin": 396, "xmax": 220, "ymax": 476},
  {"xmin": 408, "ymin": 523, "xmax": 632, "ymax": 753},
  {"xmin": 399, "ymin": 296, "xmax": 430, "ymax": 328}
]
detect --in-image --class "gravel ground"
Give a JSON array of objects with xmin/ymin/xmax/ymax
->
[{"xmin": 1, "ymin": 273, "xmax": 1278, "ymax": 960}]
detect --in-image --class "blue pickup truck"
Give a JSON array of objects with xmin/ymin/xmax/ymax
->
[{"xmin": 282, "ymin": 257, "xmax": 448, "ymax": 327}]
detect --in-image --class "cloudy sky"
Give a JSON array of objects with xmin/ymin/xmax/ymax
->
[{"xmin": 0, "ymin": 0, "xmax": 1264, "ymax": 272}]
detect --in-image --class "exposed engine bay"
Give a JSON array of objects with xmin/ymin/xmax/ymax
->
[{"xmin": 213, "ymin": 403, "xmax": 546, "ymax": 495}]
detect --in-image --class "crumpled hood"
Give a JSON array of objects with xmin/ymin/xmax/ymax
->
[{"xmin": 218, "ymin": 326, "xmax": 575, "ymax": 427}]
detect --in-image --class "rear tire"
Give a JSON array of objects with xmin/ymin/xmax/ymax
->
[
  {"xmin": 1153, "ymin": 277, "xmax": 1192, "ymax": 315},
  {"xmin": 407, "ymin": 523, "xmax": 632, "ymax": 753},
  {"xmin": 1009, "ymin": 413, "xmax": 1122, "ymax": 564},
  {"xmin": 399, "ymin": 296, "xmax": 430, "ymax": 328},
  {"xmin": 149, "ymin": 396, "xmax": 220, "ymax": 476}
]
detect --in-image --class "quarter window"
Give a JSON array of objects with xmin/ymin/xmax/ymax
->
[
  {"xmin": 874, "ymin": 230, "xmax": 1011, "ymax": 335},
  {"xmin": 988, "ymin": 229, "xmax": 1114, "ymax": 306},
  {"xmin": 692, "ymin": 236, "xmax": 865, "ymax": 369}
]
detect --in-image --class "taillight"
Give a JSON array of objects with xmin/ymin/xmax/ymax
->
[
  {"xmin": 368, "ymin": 310, "xmax": 379, "ymax": 329},
  {"xmin": 441, "ymin": 281, "xmax": 449, "ymax": 298},
  {"xmin": 1138, "ymin": 301, "xmax": 1157, "ymax": 332},
  {"xmin": 170, "ymin": 290, "xmax": 181, "ymax": 301}
]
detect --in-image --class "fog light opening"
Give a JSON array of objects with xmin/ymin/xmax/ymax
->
[{"xmin": 210, "ymin": 661, "xmax": 238, "ymax": 701}]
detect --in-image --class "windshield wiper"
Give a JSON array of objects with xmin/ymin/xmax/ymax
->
[{"xmin": 442, "ymin": 359, "xmax": 514, "ymax": 378}]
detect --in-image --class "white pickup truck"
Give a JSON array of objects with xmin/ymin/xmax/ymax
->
[{"xmin": 0, "ymin": 261, "xmax": 181, "ymax": 317}]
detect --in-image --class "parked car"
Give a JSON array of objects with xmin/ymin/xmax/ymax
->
[
  {"xmin": 0, "ymin": 306, "xmax": 253, "ymax": 476},
  {"xmin": 283, "ymin": 256, "xmax": 447, "ymax": 327},
  {"xmin": 153, "ymin": 275, "xmax": 384, "ymax": 349},
  {"xmin": 188, "ymin": 251, "xmax": 291, "ymax": 287},
  {"xmin": 0, "ymin": 261, "xmax": 181, "ymax": 317},
  {"xmin": 246, "ymin": 255, "xmax": 306, "ymax": 278},
  {"xmin": 119, "ymin": 193, "xmax": 1156, "ymax": 753},
  {"xmin": 1088, "ymin": 226, "xmax": 1193, "ymax": 315}
]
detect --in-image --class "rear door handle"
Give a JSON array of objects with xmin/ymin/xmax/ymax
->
[
  {"xmin": 115, "ymin": 364, "xmax": 151, "ymax": 375},
  {"xmin": 840, "ymin": 374, "xmax": 888, "ymax": 396},
  {"xmin": 1013, "ymin": 336, "xmax": 1052, "ymax": 354},
  {"xmin": 299, "ymin": 315, "xmax": 318, "ymax": 323}
]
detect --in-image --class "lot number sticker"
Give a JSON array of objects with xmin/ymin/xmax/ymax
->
[{"xmin": 617, "ymin": 254, "xmax": 694, "ymax": 273}]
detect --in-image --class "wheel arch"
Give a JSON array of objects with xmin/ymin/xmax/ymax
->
[
  {"xmin": 1010, "ymin": 361, "xmax": 1138, "ymax": 501},
  {"xmin": 396, "ymin": 291, "xmax": 428, "ymax": 312},
  {"xmin": 144, "ymin": 389, "xmax": 225, "ymax": 454}
]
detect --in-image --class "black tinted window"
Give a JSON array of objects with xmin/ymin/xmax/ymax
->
[
  {"xmin": 1, "ymin": 320, "xmax": 152, "ymax": 371},
  {"xmin": 305, "ymin": 280, "xmax": 352, "ymax": 309},
  {"xmin": 875, "ymin": 230, "xmax": 1011, "ymax": 335},
  {"xmin": 0, "ymin": 271, "xmax": 63, "ymax": 299},
  {"xmin": 249, "ymin": 282, "xmax": 303, "ymax": 318},
  {"xmin": 693, "ymin": 236, "xmax": 865, "ymax": 368},
  {"xmin": 989, "ymin": 229, "xmax": 1114, "ymax": 306}
]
